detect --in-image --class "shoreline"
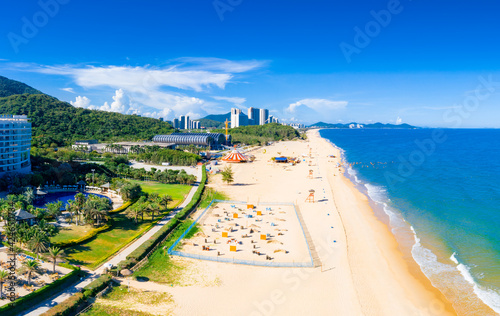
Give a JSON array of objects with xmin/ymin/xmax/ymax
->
[
  {"xmin": 318, "ymin": 129, "xmax": 499, "ymax": 315},
  {"xmin": 312, "ymin": 129, "xmax": 457, "ymax": 315}
]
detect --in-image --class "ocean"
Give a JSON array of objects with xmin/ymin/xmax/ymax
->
[{"xmin": 319, "ymin": 128, "xmax": 500, "ymax": 315}]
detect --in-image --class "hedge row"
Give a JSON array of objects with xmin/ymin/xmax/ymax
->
[
  {"xmin": 0, "ymin": 267, "xmax": 84, "ymax": 316},
  {"xmin": 40, "ymin": 275, "xmax": 112, "ymax": 316},
  {"xmin": 108, "ymin": 200, "xmax": 134, "ymax": 214},
  {"xmin": 54, "ymin": 224, "xmax": 112, "ymax": 248},
  {"xmin": 119, "ymin": 165, "xmax": 207, "ymax": 269}
]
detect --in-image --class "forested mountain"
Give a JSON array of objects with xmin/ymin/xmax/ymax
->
[
  {"xmin": 309, "ymin": 121, "xmax": 418, "ymax": 129},
  {"xmin": 201, "ymin": 112, "xmax": 231, "ymax": 122},
  {"xmin": 196, "ymin": 118, "xmax": 225, "ymax": 129},
  {"xmin": 0, "ymin": 75, "xmax": 42, "ymax": 97},
  {"xmin": 0, "ymin": 93, "xmax": 174, "ymax": 147}
]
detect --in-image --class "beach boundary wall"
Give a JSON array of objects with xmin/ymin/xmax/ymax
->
[{"xmin": 167, "ymin": 199, "xmax": 314, "ymax": 268}]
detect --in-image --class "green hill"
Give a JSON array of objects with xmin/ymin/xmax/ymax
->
[
  {"xmin": 195, "ymin": 118, "xmax": 225, "ymax": 128},
  {"xmin": 0, "ymin": 75, "xmax": 42, "ymax": 97},
  {"xmin": 0, "ymin": 93, "xmax": 174, "ymax": 147},
  {"xmin": 309, "ymin": 121, "xmax": 418, "ymax": 129},
  {"xmin": 201, "ymin": 112, "xmax": 231, "ymax": 122}
]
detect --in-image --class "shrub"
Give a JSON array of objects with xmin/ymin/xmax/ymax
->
[
  {"xmin": 82, "ymin": 274, "xmax": 112, "ymax": 298},
  {"xmin": 40, "ymin": 293, "xmax": 84, "ymax": 316},
  {"xmin": 108, "ymin": 200, "xmax": 134, "ymax": 214}
]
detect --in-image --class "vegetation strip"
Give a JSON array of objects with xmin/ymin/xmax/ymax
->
[{"xmin": 0, "ymin": 266, "xmax": 83, "ymax": 316}]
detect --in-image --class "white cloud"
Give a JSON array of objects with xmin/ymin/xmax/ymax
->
[
  {"xmin": 396, "ymin": 116, "xmax": 403, "ymax": 125},
  {"xmin": 61, "ymin": 87, "xmax": 75, "ymax": 93},
  {"xmin": 8, "ymin": 59, "xmax": 266, "ymax": 120},
  {"xmin": 212, "ymin": 96, "xmax": 246, "ymax": 105},
  {"xmin": 287, "ymin": 98, "xmax": 348, "ymax": 113},
  {"xmin": 70, "ymin": 96, "xmax": 92, "ymax": 108},
  {"xmin": 175, "ymin": 57, "xmax": 267, "ymax": 73}
]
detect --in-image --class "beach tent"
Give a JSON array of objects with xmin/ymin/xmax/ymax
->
[
  {"xmin": 222, "ymin": 150, "xmax": 248, "ymax": 163},
  {"xmin": 274, "ymin": 157, "xmax": 288, "ymax": 163}
]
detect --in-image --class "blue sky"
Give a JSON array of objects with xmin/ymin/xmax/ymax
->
[{"xmin": 1, "ymin": 0, "xmax": 500, "ymax": 127}]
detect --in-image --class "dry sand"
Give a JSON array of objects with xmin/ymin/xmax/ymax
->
[{"xmin": 152, "ymin": 129, "xmax": 458, "ymax": 315}]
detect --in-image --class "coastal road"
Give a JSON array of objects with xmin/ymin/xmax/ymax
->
[{"xmin": 22, "ymin": 166, "xmax": 202, "ymax": 316}]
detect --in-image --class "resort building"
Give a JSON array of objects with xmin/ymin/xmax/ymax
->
[{"xmin": 0, "ymin": 115, "xmax": 31, "ymax": 175}]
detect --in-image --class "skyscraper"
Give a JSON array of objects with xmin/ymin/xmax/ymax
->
[
  {"xmin": 259, "ymin": 108, "xmax": 269, "ymax": 125},
  {"xmin": 179, "ymin": 115, "xmax": 186, "ymax": 130},
  {"xmin": 231, "ymin": 108, "xmax": 241, "ymax": 128},
  {"xmin": 185, "ymin": 116, "xmax": 190, "ymax": 129},
  {"xmin": 173, "ymin": 118, "xmax": 179, "ymax": 129},
  {"xmin": 248, "ymin": 107, "xmax": 260, "ymax": 125}
]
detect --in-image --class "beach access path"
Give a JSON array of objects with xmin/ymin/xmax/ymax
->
[{"xmin": 21, "ymin": 166, "xmax": 202, "ymax": 316}]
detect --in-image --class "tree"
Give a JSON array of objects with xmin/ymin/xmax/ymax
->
[
  {"xmin": 47, "ymin": 246, "xmax": 65, "ymax": 274},
  {"xmin": 22, "ymin": 259, "xmax": 40, "ymax": 285},
  {"xmin": 221, "ymin": 166, "xmax": 234, "ymax": 185},
  {"xmin": 46, "ymin": 201, "xmax": 63, "ymax": 219},
  {"xmin": 126, "ymin": 202, "xmax": 145, "ymax": 224},
  {"xmin": 29, "ymin": 230, "xmax": 48, "ymax": 259},
  {"xmin": 24, "ymin": 187, "xmax": 35, "ymax": 205},
  {"xmin": 0, "ymin": 270, "xmax": 9, "ymax": 299}
]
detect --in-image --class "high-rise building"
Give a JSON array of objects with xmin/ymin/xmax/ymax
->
[
  {"xmin": 0, "ymin": 115, "xmax": 31, "ymax": 175},
  {"xmin": 231, "ymin": 108, "xmax": 241, "ymax": 128},
  {"xmin": 173, "ymin": 118, "xmax": 179, "ymax": 129},
  {"xmin": 248, "ymin": 107, "xmax": 260, "ymax": 125},
  {"xmin": 259, "ymin": 109, "xmax": 269, "ymax": 125},
  {"xmin": 231, "ymin": 108, "xmax": 249, "ymax": 128},
  {"xmin": 179, "ymin": 116, "xmax": 186, "ymax": 130},
  {"xmin": 184, "ymin": 116, "xmax": 190, "ymax": 130}
]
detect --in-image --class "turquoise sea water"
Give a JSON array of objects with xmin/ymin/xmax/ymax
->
[{"xmin": 319, "ymin": 128, "xmax": 500, "ymax": 314}]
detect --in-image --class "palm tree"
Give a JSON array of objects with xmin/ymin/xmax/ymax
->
[
  {"xmin": 47, "ymin": 246, "xmax": 65, "ymax": 273},
  {"xmin": 29, "ymin": 230, "xmax": 48, "ymax": 259},
  {"xmin": 0, "ymin": 270, "xmax": 8, "ymax": 299},
  {"xmin": 22, "ymin": 259, "xmax": 40, "ymax": 286},
  {"xmin": 126, "ymin": 203, "xmax": 144, "ymax": 224},
  {"xmin": 66, "ymin": 200, "xmax": 77, "ymax": 224},
  {"xmin": 24, "ymin": 187, "xmax": 35, "ymax": 206},
  {"xmin": 46, "ymin": 201, "xmax": 63, "ymax": 219},
  {"xmin": 75, "ymin": 193, "xmax": 86, "ymax": 225}
]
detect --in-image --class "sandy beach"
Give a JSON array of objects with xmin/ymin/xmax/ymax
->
[{"xmin": 156, "ymin": 129, "xmax": 457, "ymax": 316}]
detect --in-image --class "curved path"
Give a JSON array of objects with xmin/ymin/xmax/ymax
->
[{"xmin": 22, "ymin": 166, "xmax": 202, "ymax": 316}]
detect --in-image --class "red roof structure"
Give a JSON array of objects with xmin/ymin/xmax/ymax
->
[{"xmin": 222, "ymin": 150, "xmax": 248, "ymax": 163}]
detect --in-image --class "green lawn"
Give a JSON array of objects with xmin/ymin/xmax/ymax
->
[
  {"xmin": 51, "ymin": 225, "xmax": 93, "ymax": 244},
  {"xmin": 62, "ymin": 182, "xmax": 192, "ymax": 269},
  {"xmin": 128, "ymin": 180, "xmax": 192, "ymax": 207}
]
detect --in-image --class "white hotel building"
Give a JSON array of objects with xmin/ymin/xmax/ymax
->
[{"xmin": 0, "ymin": 115, "xmax": 31, "ymax": 175}]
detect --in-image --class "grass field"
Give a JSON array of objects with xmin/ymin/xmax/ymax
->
[
  {"xmin": 128, "ymin": 180, "xmax": 191, "ymax": 207},
  {"xmin": 82, "ymin": 286, "xmax": 172, "ymax": 316},
  {"xmin": 132, "ymin": 220, "xmax": 198, "ymax": 284},
  {"xmin": 51, "ymin": 225, "xmax": 93, "ymax": 244},
  {"xmin": 62, "ymin": 182, "xmax": 192, "ymax": 269}
]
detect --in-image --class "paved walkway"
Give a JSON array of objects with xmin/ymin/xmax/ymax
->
[{"xmin": 22, "ymin": 167, "xmax": 202, "ymax": 316}]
